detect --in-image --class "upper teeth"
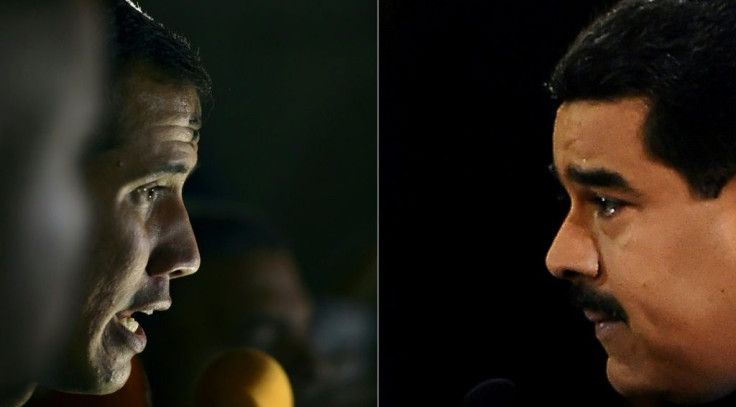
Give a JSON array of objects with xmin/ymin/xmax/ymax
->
[
  {"xmin": 119, "ymin": 316, "xmax": 139, "ymax": 333},
  {"xmin": 141, "ymin": 309, "xmax": 154, "ymax": 315}
]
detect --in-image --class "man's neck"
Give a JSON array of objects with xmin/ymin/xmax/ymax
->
[
  {"xmin": 0, "ymin": 383, "xmax": 36, "ymax": 407},
  {"xmin": 628, "ymin": 391, "xmax": 736, "ymax": 407}
]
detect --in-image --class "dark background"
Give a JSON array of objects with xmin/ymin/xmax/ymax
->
[
  {"xmin": 137, "ymin": 0, "xmax": 377, "ymax": 302},
  {"xmin": 380, "ymin": 1, "xmax": 632, "ymax": 406}
]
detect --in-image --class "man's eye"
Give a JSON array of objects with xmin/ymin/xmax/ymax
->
[
  {"xmin": 132, "ymin": 184, "xmax": 166, "ymax": 204},
  {"xmin": 590, "ymin": 195, "xmax": 623, "ymax": 218}
]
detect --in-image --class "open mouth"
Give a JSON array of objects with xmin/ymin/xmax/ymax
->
[
  {"xmin": 111, "ymin": 301, "xmax": 169, "ymax": 353},
  {"xmin": 116, "ymin": 309, "xmax": 154, "ymax": 334},
  {"xmin": 106, "ymin": 296, "xmax": 171, "ymax": 354}
]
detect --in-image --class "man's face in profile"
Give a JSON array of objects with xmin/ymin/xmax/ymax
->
[
  {"xmin": 45, "ymin": 61, "xmax": 202, "ymax": 394},
  {"xmin": 548, "ymin": 97, "xmax": 736, "ymax": 403}
]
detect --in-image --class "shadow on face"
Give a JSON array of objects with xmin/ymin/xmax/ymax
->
[{"xmin": 0, "ymin": 0, "xmax": 104, "ymax": 392}]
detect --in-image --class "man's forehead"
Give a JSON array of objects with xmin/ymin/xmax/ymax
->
[
  {"xmin": 116, "ymin": 62, "xmax": 201, "ymax": 116},
  {"xmin": 125, "ymin": 82, "xmax": 200, "ymax": 122},
  {"xmin": 109, "ymin": 73, "xmax": 202, "ymax": 151},
  {"xmin": 553, "ymin": 98, "xmax": 649, "ymax": 165}
]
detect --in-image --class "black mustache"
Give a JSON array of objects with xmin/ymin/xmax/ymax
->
[{"xmin": 569, "ymin": 284, "xmax": 628, "ymax": 323}]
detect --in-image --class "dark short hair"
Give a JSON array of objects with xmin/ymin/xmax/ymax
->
[
  {"xmin": 109, "ymin": 0, "xmax": 212, "ymax": 107},
  {"xmin": 548, "ymin": 0, "xmax": 736, "ymax": 198},
  {"xmin": 86, "ymin": 0, "xmax": 212, "ymax": 153}
]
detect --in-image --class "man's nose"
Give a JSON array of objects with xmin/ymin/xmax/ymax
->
[
  {"xmin": 146, "ymin": 198, "xmax": 200, "ymax": 279},
  {"xmin": 545, "ymin": 212, "xmax": 599, "ymax": 281}
]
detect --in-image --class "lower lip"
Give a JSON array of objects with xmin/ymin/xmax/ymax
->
[
  {"xmin": 594, "ymin": 320, "xmax": 625, "ymax": 341},
  {"xmin": 110, "ymin": 319, "xmax": 147, "ymax": 354}
]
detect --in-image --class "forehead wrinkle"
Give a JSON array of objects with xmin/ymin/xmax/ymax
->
[
  {"xmin": 120, "ymin": 77, "xmax": 201, "ymax": 124},
  {"xmin": 142, "ymin": 98, "xmax": 200, "ymax": 126},
  {"xmin": 149, "ymin": 124, "xmax": 200, "ymax": 144}
]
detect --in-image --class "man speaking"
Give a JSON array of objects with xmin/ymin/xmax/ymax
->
[{"xmin": 6, "ymin": 0, "xmax": 210, "ymax": 405}]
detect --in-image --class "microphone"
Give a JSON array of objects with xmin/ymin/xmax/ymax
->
[
  {"xmin": 194, "ymin": 347, "xmax": 294, "ymax": 407},
  {"xmin": 464, "ymin": 378, "xmax": 516, "ymax": 407}
]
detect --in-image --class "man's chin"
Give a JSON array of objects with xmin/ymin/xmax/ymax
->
[
  {"xmin": 606, "ymin": 361, "xmax": 732, "ymax": 405},
  {"xmin": 53, "ymin": 364, "xmax": 131, "ymax": 396},
  {"xmin": 81, "ymin": 321, "xmax": 138, "ymax": 394},
  {"xmin": 41, "ymin": 347, "xmax": 133, "ymax": 396},
  {"xmin": 606, "ymin": 358, "xmax": 662, "ymax": 400},
  {"xmin": 92, "ymin": 364, "xmax": 132, "ymax": 395}
]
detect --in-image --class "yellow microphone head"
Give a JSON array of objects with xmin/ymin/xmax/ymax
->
[{"xmin": 194, "ymin": 347, "xmax": 294, "ymax": 407}]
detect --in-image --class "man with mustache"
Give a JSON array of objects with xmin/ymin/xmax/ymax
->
[{"xmin": 547, "ymin": 0, "xmax": 736, "ymax": 405}]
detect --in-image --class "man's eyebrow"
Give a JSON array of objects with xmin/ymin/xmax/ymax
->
[
  {"xmin": 137, "ymin": 162, "xmax": 197, "ymax": 180},
  {"xmin": 564, "ymin": 165, "xmax": 636, "ymax": 193}
]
